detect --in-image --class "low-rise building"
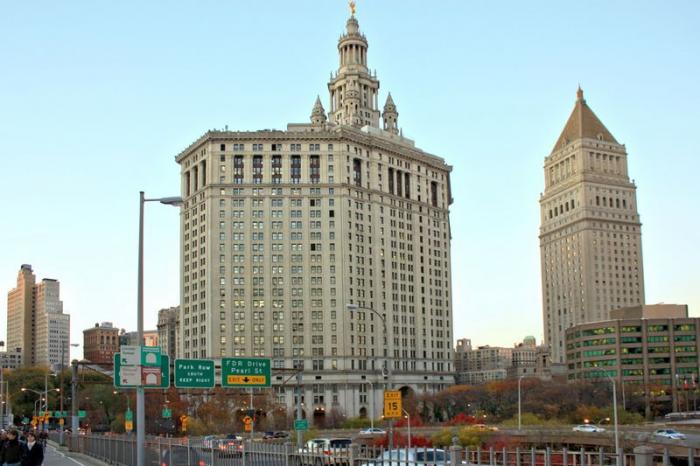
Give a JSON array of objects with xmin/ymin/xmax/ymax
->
[
  {"xmin": 565, "ymin": 304, "xmax": 696, "ymax": 411},
  {"xmin": 119, "ymin": 330, "xmax": 158, "ymax": 347},
  {"xmin": 0, "ymin": 348, "xmax": 22, "ymax": 369},
  {"xmin": 83, "ymin": 322, "xmax": 120, "ymax": 366},
  {"xmin": 509, "ymin": 337, "xmax": 553, "ymax": 380},
  {"xmin": 455, "ymin": 336, "xmax": 554, "ymax": 384},
  {"xmin": 455, "ymin": 339, "xmax": 513, "ymax": 384}
]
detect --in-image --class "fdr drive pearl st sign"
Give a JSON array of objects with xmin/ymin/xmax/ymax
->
[{"xmin": 221, "ymin": 358, "xmax": 271, "ymax": 387}]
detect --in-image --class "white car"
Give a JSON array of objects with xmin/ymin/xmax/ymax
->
[
  {"xmin": 359, "ymin": 427, "xmax": 386, "ymax": 435},
  {"xmin": 654, "ymin": 429, "xmax": 686, "ymax": 440},
  {"xmin": 573, "ymin": 424, "xmax": 605, "ymax": 433},
  {"xmin": 360, "ymin": 448, "xmax": 451, "ymax": 466}
]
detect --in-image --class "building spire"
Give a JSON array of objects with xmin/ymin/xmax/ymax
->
[
  {"xmin": 553, "ymin": 88, "xmax": 618, "ymax": 152},
  {"xmin": 327, "ymin": 7, "xmax": 381, "ymax": 128},
  {"xmin": 310, "ymin": 95, "xmax": 327, "ymax": 125},
  {"xmin": 382, "ymin": 92, "xmax": 399, "ymax": 134}
]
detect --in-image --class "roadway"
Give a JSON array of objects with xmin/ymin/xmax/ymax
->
[{"xmin": 44, "ymin": 445, "xmax": 89, "ymax": 466}]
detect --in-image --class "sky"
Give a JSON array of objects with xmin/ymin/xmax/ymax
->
[{"xmin": 0, "ymin": 1, "xmax": 698, "ymax": 360}]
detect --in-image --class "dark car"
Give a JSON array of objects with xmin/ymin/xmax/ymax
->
[
  {"xmin": 159, "ymin": 446, "xmax": 211, "ymax": 466},
  {"xmin": 274, "ymin": 432, "xmax": 290, "ymax": 439},
  {"xmin": 215, "ymin": 439, "xmax": 244, "ymax": 458}
]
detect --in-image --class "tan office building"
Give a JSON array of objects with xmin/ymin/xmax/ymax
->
[
  {"xmin": 540, "ymin": 89, "xmax": 645, "ymax": 363},
  {"xmin": 6, "ymin": 265, "xmax": 35, "ymax": 364},
  {"xmin": 6, "ymin": 265, "xmax": 70, "ymax": 368},
  {"xmin": 176, "ymin": 11, "xmax": 454, "ymax": 419}
]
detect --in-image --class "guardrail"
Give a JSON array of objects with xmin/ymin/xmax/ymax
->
[{"xmin": 49, "ymin": 433, "xmax": 700, "ymax": 466}]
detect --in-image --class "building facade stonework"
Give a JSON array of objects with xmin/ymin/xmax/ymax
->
[
  {"xmin": 176, "ymin": 12, "xmax": 454, "ymax": 419},
  {"xmin": 540, "ymin": 89, "xmax": 645, "ymax": 363},
  {"xmin": 157, "ymin": 307, "xmax": 179, "ymax": 361}
]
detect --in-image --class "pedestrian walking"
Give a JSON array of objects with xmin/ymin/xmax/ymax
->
[
  {"xmin": 21, "ymin": 433, "xmax": 42, "ymax": 466},
  {"xmin": 1, "ymin": 430, "xmax": 27, "ymax": 466}
]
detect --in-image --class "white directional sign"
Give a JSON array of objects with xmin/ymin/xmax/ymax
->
[
  {"xmin": 120, "ymin": 346, "xmax": 140, "ymax": 366},
  {"xmin": 120, "ymin": 366, "xmax": 141, "ymax": 386}
]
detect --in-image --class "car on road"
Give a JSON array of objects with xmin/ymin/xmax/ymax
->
[
  {"xmin": 215, "ymin": 439, "xmax": 244, "ymax": 458},
  {"xmin": 157, "ymin": 446, "xmax": 211, "ymax": 466},
  {"xmin": 202, "ymin": 435, "xmax": 219, "ymax": 449},
  {"xmin": 360, "ymin": 448, "xmax": 452, "ymax": 466},
  {"xmin": 297, "ymin": 438, "xmax": 353, "ymax": 466},
  {"xmin": 263, "ymin": 431, "xmax": 290, "ymax": 440},
  {"xmin": 573, "ymin": 424, "xmax": 606, "ymax": 433},
  {"xmin": 359, "ymin": 427, "xmax": 386, "ymax": 435},
  {"xmin": 653, "ymin": 429, "xmax": 686, "ymax": 440},
  {"xmin": 472, "ymin": 424, "xmax": 499, "ymax": 432}
]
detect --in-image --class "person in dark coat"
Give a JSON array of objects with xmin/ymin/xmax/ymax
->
[
  {"xmin": 1, "ymin": 429, "xmax": 27, "ymax": 466},
  {"xmin": 21, "ymin": 432, "xmax": 43, "ymax": 466}
]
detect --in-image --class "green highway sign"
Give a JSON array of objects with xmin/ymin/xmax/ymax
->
[
  {"xmin": 52, "ymin": 410, "xmax": 86, "ymax": 418},
  {"xmin": 174, "ymin": 359, "xmax": 215, "ymax": 388},
  {"xmin": 221, "ymin": 358, "xmax": 271, "ymax": 388},
  {"xmin": 114, "ymin": 353, "xmax": 170, "ymax": 389},
  {"xmin": 125, "ymin": 409, "xmax": 133, "ymax": 421},
  {"xmin": 141, "ymin": 346, "xmax": 161, "ymax": 367},
  {"xmin": 162, "ymin": 408, "xmax": 172, "ymax": 419},
  {"xmin": 294, "ymin": 419, "xmax": 309, "ymax": 431}
]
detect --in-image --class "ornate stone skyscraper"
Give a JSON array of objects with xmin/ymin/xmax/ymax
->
[
  {"xmin": 540, "ymin": 88, "xmax": 645, "ymax": 363},
  {"xmin": 176, "ymin": 8, "xmax": 453, "ymax": 420}
]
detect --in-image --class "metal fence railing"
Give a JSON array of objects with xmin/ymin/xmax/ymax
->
[{"xmin": 49, "ymin": 434, "xmax": 700, "ymax": 466}]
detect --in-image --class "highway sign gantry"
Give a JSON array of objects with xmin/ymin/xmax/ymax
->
[
  {"xmin": 174, "ymin": 359, "xmax": 215, "ymax": 388},
  {"xmin": 221, "ymin": 358, "xmax": 271, "ymax": 387}
]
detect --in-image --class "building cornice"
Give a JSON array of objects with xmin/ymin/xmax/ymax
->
[{"xmin": 175, "ymin": 126, "xmax": 451, "ymax": 172}]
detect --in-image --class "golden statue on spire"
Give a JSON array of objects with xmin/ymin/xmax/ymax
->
[{"xmin": 349, "ymin": 0, "xmax": 356, "ymax": 16}]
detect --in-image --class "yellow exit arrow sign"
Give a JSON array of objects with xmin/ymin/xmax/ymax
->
[{"xmin": 226, "ymin": 375, "xmax": 267, "ymax": 385}]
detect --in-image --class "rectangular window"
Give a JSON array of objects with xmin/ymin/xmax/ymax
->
[
  {"xmin": 310, "ymin": 155, "xmax": 320, "ymax": 184},
  {"xmin": 253, "ymin": 155, "xmax": 263, "ymax": 184},
  {"xmin": 234, "ymin": 156, "xmax": 244, "ymax": 184},
  {"xmin": 291, "ymin": 155, "xmax": 301, "ymax": 184},
  {"xmin": 353, "ymin": 158, "xmax": 362, "ymax": 186},
  {"xmin": 272, "ymin": 155, "xmax": 282, "ymax": 184}
]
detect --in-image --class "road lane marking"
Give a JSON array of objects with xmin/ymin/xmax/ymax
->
[{"xmin": 49, "ymin": 445, "xmax": 86, "ymax": 466}]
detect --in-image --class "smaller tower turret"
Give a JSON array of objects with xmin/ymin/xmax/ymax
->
[
  {"xmin": 382, "ymin": 93, "xmax": 399, "ymax": 134},
  {"xmin": 310, "ymin": 95, "xmax": 327, "ymax": 126}
]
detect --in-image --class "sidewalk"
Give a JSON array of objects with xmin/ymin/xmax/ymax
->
[{"xmin": 47, "ymin": 440, "xmax": 110, "ymax": 466}]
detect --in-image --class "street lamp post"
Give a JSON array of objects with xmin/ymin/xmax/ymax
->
[
  {"xmin": 59, "ymin": 343, "xmax": 79, "ymax": 445},
  {"xmin": 365, "ymin": 380, "xmax": 374, "ymax": 430},
  {"xmin": 0, "ymin": 341, "xmax": 4, "ymax": 429},
  {"xmin": 402, "ymin": 409, "xmax": 411, "ymax": 450},
  {"xmin": 137, "ymin": 191, "xmax": 182, "ymax": 466},
  {"xmin": 346, "ymin": 303, "xmax": 392, "ymax": 448},
  {"xmin": 518, "ymin": 376, "xmax": 524, "ymax": 431},
  {"xmin": 609, "ymin": 377, "xmax": 621, "ymax": 466},
  {"xmin": 596, "ymin": 417, "xmax": 611, "ymax": 427}
]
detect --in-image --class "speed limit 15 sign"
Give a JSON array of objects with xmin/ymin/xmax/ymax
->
[{"xmin": 383, "ymin": 390, "xmax": 402, "ymax": 418}]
